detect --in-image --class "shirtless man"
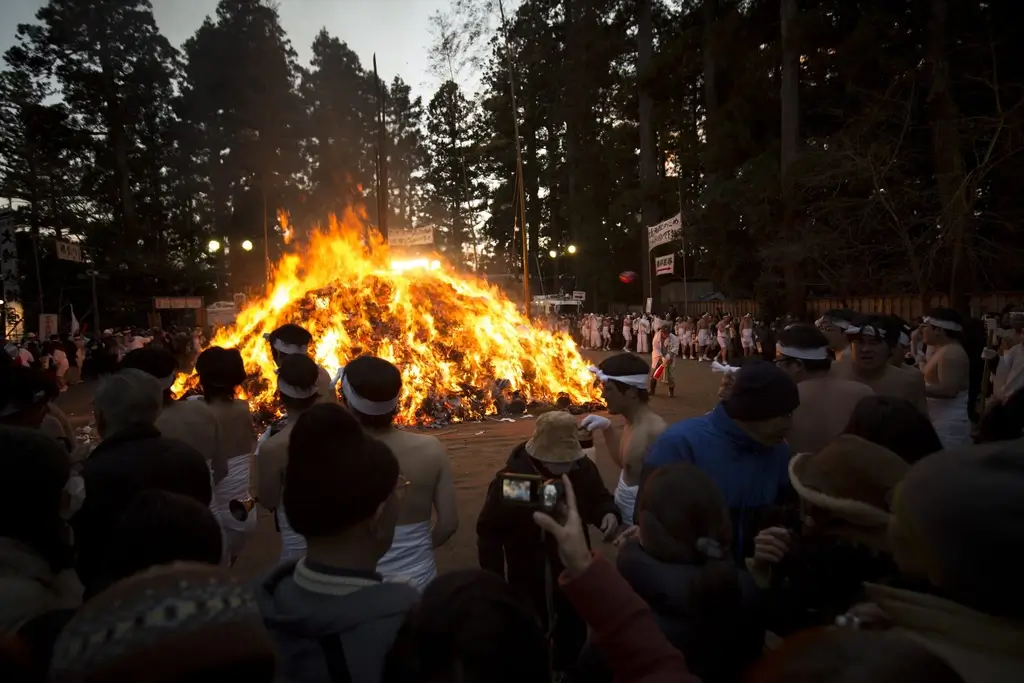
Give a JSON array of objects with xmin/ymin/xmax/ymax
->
[
  {"xmin": 586, "ymin": 353, "xmax": 667, "ymax": 525},
  {"xmin": 680, "ymin": 316, "xmax": 694, "ymax": 359},
  {"xmin": 716, "ymin": 315, "xmax": 732, "ymax": 363},
  {"xmin": 622, "ymin": 314, "xmax": 633, "ymax": 352},
  {"xmin": 696, "ymin": 314, "xmax": 711, "ymax": 361},
  {"xmin": 831, "ymin": 315, "xmax": 928, "ymax": 415},
  {"xmin": 815, "ymin": 309, "xmax": 856, "ymax": 362},
  {"xmin": 341, "ymin": 355, "xmax": 457, "ymax": 590},
  {"xmin": 740, "ymin": 313, "xmax": 755, "ymax": 357},
  {"xmin": 265, "ymin": 323, "xmax": 338, "ymax": 402},
  {"xmin": 775, "ymin": 324, "xmax": 873, "ymax": 454},
  {"xmin": 256, "ymin": 354, "xmax": 322, "ymax": 564},
  {"xmin": 920, "ymin": 309, "xmax": 972, "ymax": 448}
]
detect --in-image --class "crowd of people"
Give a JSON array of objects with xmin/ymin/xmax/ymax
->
[{"xmin": 2, "ymin": 305, "xmax": 1023, "ymax": 683}]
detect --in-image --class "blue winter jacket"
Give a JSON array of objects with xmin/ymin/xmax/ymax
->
[{"xmin": 642, "ymin": 403, "xmax": 794, "ymax": 562}]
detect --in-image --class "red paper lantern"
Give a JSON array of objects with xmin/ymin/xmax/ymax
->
[{"xmin": 619, "ymin": 270, "xmax": 639, "ymax": 284}]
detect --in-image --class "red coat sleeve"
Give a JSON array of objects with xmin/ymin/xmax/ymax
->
[{"xmin": 559, "ymin": 554, "xmax": 700, "ymax": 683}]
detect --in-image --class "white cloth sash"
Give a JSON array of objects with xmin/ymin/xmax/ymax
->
[
  {"xmin": 614, "ymin": 471, "xmax": 638, "ymax": 526},
  {"xmin": 278, "ymin": 506, "xmax": 307, "ymax": 564},
  {"xmin": 377, "ymin": 520, "xmax": 436, "ymax": 591},
  {"xmin": 927, "ymin": 391, "xmax": 972, "ymax": 450},
  {"xmin": 212, "ymin": 455, "xmax": 258, "ymax": 561}
]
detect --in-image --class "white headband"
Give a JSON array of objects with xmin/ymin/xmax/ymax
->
[
  {"xmin": 278, "ymin": 379, "xmax": 319, "ymax": 400},
  {"xmin": 777, "ymin": 345, "xmax": 829, "ymax": 360},
  {"xmin": 923, "ymin": 316, "xmax": 962, "ymax": 332},
  {"xmin": 816, "ymin": 316, "xmax": 852, "ymax": 331},
  {"xmin": 263, "ymin": 333, "xmax": 309, "ymax": 356},
  {"xmin": 157, "ymin": 372, "xmax": 177, "ymax": 390},
  {"xmin": 710, "ymin": 361, "xmax": 740, "ymax": 375},
  {"xmin": 588, "ymin": 366, "xmax": 649, "ymax": 390},
  {"xmin": 341, "ymin": 374, "xmax": 400, "ymax": 415}
]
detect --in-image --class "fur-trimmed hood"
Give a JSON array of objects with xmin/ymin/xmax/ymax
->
[{"xmin": 789, "ymin": 435, "xmax": 910, "ymax": 528}]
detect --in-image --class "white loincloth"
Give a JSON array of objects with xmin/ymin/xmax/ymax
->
[
  {"xmin": 614, "ymin": 471, "xmax": 638, "ymax": 526},
  {"xmin": 741, "ymin": 328, "xmax": 754, "ymax": 348},
  {"xmin": 717, "ymin": 334, "xmax": 728, "ymax": 349},
  {"xmin": 927, "ymin": 392, "xmax": 972, "ymax": 450},
  {"xmin": 277, "ymin": 505, "xmax": 307, "ymax": 564},
  {"xmin": 377, "ymin": 520, "xmax": 436, "ymax": 591},
  {"xmin": 212, "ymin": 455, "xmax": 258, "ymax": 562},
  {"xmin": 697, "ymin": 329, "xmax": 709, "ymax": 346}
]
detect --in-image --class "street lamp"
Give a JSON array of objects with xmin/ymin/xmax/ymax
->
[
  {"xmin": 207, "ymin": 239, "xmax": 221, "ymax": 253},
  {"xmin": 241, "ymin": 239, "xmax": 253, "ymax": 251},
  {"xmin": 567, "ymin": 244, "xmax": 577, "ymax": 254},
  {"xmin": 548, "ymin": 249, "xmax": 557, "ymax": 258}
]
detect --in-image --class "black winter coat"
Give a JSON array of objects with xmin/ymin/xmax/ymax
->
[{"xmin": 71, "ymin": 423, "xmax": 212, "ymax": 592}]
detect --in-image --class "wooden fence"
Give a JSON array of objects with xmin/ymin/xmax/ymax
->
[{"xmin": 671, "ymin": 292, "xmax": 1024, "ymax": 320}]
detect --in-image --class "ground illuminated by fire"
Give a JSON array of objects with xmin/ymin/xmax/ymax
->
[{"xmin": 176, "ymin": 209, "xmax": 601, "ymax": 425}]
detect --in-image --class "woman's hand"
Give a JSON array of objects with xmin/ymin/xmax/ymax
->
[
  {"xmin": 599, "ymin": 513, "xmax": 619, "ymax": 542},
  {"xmin": 533, "ymin": 475, "xmax": 593, "ymax": 579},
  {"xmin": 613, "ymin": 524, "xmax": 640, "ymax": 547},
  {"xmin": 753, "ymin": 526, "xmax": 791, "ymax": 568}
]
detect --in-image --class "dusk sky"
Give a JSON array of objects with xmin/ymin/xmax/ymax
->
[{"xmin": 0, "ymin": 0, "xmax": 454, "ymax": 97}]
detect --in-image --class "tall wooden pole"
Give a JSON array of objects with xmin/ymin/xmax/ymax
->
[
  {"xmin": 497, "ymin": 0, "xmax": 530, "ymax": 314},
  {"xmin": 374, "ymin": 54, "xmax": 389, "ymax": 244}
]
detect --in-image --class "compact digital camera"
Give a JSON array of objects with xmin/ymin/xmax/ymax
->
[{"xmin": 497, "ymin": 472, "xmax": 565, "ymax": 512}]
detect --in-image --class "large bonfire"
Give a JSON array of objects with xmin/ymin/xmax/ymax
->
[{"xmin": 177, "ymin": 208, "xmax": 601, "ymax": 425}]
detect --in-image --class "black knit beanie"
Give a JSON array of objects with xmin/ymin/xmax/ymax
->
[{"xmin": 723, "ymin": 362, "xmax": 800, "ymax": 421}]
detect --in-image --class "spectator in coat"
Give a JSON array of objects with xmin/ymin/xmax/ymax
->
[
  {"xmin": 476, "ymin": 410, "xmax": 621, "ymax": 673},
  {"xmin": 71, "ymin": 369, "xmax": 212, "ymax": 595},
  {"xmin": 751, "ymin": 435, "xmax": 907, "ymax": 636},
  {"xmin": 642, "ymin": 362, "xmax": 800, "ymax": 562},
  {"xmin": 578, "ymin": 462, "xmax": 764, "ymax": 683}
]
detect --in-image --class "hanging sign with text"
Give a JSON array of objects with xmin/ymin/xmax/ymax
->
[
  {"xmin": 55, "ymin": 240, "xmax": 83, "ymax": 262},
  {"xmin": 647, "ymin": 213, "xmax": 682, "ymax": 251},
  {"xmin": 0, "ymin": 212, "xmax": 20, "ymax": 305},
  {"xmin": 154, "ymin": 296, "xmax": 204, "ymax": 310},
  {"xmin": 571, "ymin": 290, "xmax": 586, "ymax": 301},
  {"xmin": 654, "ymin": 253, "xmax": 675, "ymax": 276},
  {"xmin": 388, "ymin": 226, "xmax": 435, "ymax": 247}
]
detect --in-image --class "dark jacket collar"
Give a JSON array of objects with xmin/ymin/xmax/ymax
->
[{"xmin": 91, "ymin": 423, "xmax": 162, "ymax": 455}]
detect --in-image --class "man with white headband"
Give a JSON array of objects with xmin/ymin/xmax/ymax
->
[
  {"xmin": 833, "ymin": 315, "xmax": 928, "ymax": 415},
  {"xmin": 775, "ymin": 324, "xmax": 873, "ymax": 454},
  {"xmin": 340, "ymin": 355, "xmax": 457, "ymax": 589},
  {"xmin": 256, "ymin": 353, "xmax": 324, "ymax": 563},
  {"xmin": 265, "ymin": 323, "xmax": 338, "ymax": 403},
  {"xmin": 815, "ymin": 309, "xmax": 856, "ymax": 362},
  {"xmin": 586, "ymin": 354, "xmax": 666, "ymax": 525},
  {"xmin": 919, "ymin": 308, "xmax": 971, "ymax": 448}
]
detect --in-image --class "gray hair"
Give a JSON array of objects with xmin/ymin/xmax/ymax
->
[{"xmin": 94, "ymin": 368, "xmax": 163, "ymax": 435}]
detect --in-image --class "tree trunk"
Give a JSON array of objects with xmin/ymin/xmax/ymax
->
[
  {"xmin": 638, "ymin": 0, "xmax": 658, "ymax": 308},
  {"xmin": 927, "ymin": 0, "xmax": 970, "ymax": 312},
  {"xmin": 779, "ymin": 0, "xmax": 805, "ymax": 314},
  {"xmin": 564, "ymin": 0, "xmax": 583, "ymax": 282},
  {"xmin": 524, "ymin": 119, "xmax": 541, "ymax": 290}
]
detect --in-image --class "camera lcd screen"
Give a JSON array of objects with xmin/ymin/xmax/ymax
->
[{"xmin": 502, "ymin": 478, "xmax": 533, "ymax": 503}]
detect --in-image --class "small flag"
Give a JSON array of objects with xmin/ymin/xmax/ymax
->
[{"xmin": 70, "ymin": 305, "xmax": 80, "ymax": 336}]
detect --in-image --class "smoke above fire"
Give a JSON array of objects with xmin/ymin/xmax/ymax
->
[{"xmin": 176, "ymin": 207, "xmax": 601, "ymax": 425}]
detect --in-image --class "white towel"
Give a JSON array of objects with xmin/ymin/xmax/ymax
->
[
  {"xmin": 278, "ymin": 505, "xmax": 307, "ymax": 564},
  {"xmin": 212, "ymin": 455, "xmax": 258, "ymax": 561},
  {"xmin": 377, "ymin": 520, "xmax": 436, "ymax": 591},
  {"xmin": 927, "ymin": 392, "xmax": 972, "ymax": 450},
  {"xmin": 614, "ymin": 471, "xmax": 638, "ymax": 526}
]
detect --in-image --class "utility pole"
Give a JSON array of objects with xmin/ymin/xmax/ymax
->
[{"xmin": 497, "ymin": 0, "xmax": 531, "ymax": 315}]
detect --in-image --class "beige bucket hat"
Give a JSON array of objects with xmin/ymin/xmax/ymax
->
[{"xmin": 526, "ymin": 410, "xmax": 585, "ymax": 464}]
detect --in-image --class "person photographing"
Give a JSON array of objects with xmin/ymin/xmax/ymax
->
[{"xmin": 476, "ymin": 410, "xmax": 620, "ymax": 674}]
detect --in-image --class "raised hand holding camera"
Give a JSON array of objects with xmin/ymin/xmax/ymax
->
[{"xmin": 532, "ymin": 475, "xmax": 593, "ymax": 579}]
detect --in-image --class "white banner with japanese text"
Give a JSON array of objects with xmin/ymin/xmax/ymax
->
[{"xmin": 647, "ymin": 213, "xmax": 681, "ymax": 251}]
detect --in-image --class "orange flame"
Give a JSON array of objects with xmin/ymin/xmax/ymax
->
[{"xmin": 177, "ymin": 207, "xmax": 600, "ymax": 424}]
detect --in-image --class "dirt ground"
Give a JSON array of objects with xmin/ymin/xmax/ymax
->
[{"xmin": 225, "ymin": 351, "xmax": 724, "ymax": 580}]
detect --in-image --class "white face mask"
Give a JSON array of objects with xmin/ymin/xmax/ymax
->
[{"xmin": 61, "ymin": 475, "xmax": 86, "ymax": 520}]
